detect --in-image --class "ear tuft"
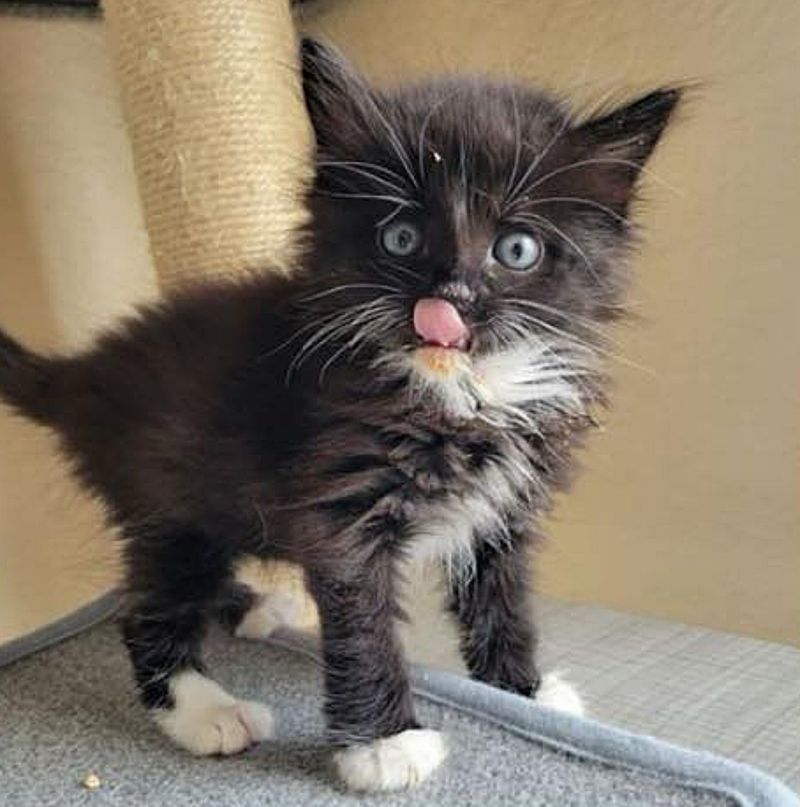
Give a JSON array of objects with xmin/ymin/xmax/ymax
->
[
  {"xmin": 575, "ymin": 87, "xmax": 682, "ymax": 165},
  {"xmin": 300, "ymin": 37, "xmax": 366, "ymax": 149},
  {"xmin": 568, "ymin": 87, "xmax": 682, "ymax": 209}
]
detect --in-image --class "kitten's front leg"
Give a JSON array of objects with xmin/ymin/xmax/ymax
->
[
  {"xmin": 447, "ymin": 530, "xmax": 584, "ymax": 715},
  {"xmin": 307, "ymin": 550, "xmax": 447, "ymax": 792}
]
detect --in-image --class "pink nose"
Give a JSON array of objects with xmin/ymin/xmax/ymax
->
[{"xmin": 413, "ymin": 298, "xmax": 469, "ymax": 347}]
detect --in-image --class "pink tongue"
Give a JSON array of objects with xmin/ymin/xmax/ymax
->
[{"xmin": 413, "ymin": 298, "xmax": 469, "ymax": 347}]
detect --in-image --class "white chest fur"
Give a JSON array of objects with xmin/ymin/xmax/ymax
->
[
  {"xmin": 406, "ymin": 440, "xmax": 535, "ymax": 580},
  {"xmin": 393, "ymin": 336, "xmax": 594, "ymax": 578}
]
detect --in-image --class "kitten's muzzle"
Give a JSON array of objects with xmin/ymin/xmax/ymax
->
[{"xmin": 413, "ymin": 298, "xmax": 471, "ymax": 350}]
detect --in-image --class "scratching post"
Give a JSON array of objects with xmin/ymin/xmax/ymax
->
[
  {"xmin": 102, "ymin": 0, "xmax": 311, "ymax": 286},
  {"xmin": 102, "ymin": 0, "xmax": 318, "ymax": 629}
]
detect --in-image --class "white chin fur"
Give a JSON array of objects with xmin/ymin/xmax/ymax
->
[
  {"xmin": 334, "ymin": 728, "xmax": 447, "ymax": 792},
  {"xmin": 534, "ymin": 672, "xmax": 585, "ymax": 717},
  {"xmin": 153, "ymin": 670, "xmax": 274, "ymax": 756},
  {"xmin": 234, "ymin": 590, "xmax": 305, "ymax": 640}
]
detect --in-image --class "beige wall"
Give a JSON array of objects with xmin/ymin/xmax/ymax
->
[
  {"xmin": 301, "ymin": 0, "xmax": 800, "ymax": 645},
  {"xmin": 0, "ymin": 17, "xmax": 156, "ymax": 642},
  {"xmin": 1, "ymin": 1, "xmax": 798, "ymax": 647}
]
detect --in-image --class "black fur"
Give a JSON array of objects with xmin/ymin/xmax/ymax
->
[{"xmin": 0, "ymin": 39, "xmax": 679, "ymax": 750}]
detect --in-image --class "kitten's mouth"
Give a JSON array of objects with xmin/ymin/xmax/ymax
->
[
  {"xmin": 412, "ymin": 298, "xmax": 471, "ymax": 352},
  {"xmin": 411, "ymin": 298, "xmax": 472, "ymax": 377}
]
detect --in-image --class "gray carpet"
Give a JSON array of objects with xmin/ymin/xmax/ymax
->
[{"xmin": 1, "ymin": 615, "xmax": 796, "ymax": 806}]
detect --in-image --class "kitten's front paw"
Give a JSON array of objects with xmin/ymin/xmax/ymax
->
[
  {"xmin": 154, "ymin": 671, "xmax": 274, "ymax": 756},
  {"xmin": 534, "ymin": 672, "xmax": 585, "ymax": 716},
  {"xmin": 334, "ymin": 729, "xmax": 447, "ymax": 792}
]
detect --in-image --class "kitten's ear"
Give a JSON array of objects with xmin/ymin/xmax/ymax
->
[
  {"xmin": 570, "ymin": 88, "xmax": 681, "ymax": 207},
  {"xmin": 300, "ymin": 37, "xmax": 367, "ymax": 149}
]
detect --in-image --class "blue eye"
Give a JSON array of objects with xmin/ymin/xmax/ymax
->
[
  {"xmin": 493, "ymin": 231, "xmax": 543, "ymax": 271},
  {"xmin": 380, "ymin": 220, "xmax": 422, "ymax": 257}
]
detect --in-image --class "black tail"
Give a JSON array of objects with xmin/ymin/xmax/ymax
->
[{"xmin": 0, "ymin": 327, "xmax": 57, "ymax": 425}]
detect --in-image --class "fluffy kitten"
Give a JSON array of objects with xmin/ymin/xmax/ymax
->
[{"xmin": 0, "ymin": 39, "xmax": 679, "ymax": 792}]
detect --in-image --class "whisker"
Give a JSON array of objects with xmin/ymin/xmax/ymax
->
[
  {"xmin": 285, "ymin": 301, "xmax": 387, "ymax": 382},
  {"xmin": 514, "ymin": 211, "xmax": 606, "ymax": 288},
  {"xmin": 376, "ymin": 203, "xmax": 413, "ymax": 228},
  {"xmin": 316, "ymin": 158, "xmax": 407, "ymax": 186},
  {"xmin": 318, "ymin": 311, "xmax": 405, "ymax": 385},
  {"xmin": 503, "ymin": 85, "xmax": 524, "ymax": 199},
  {"xmin": 315, "ymin": 190, "xmax": 422, "ymax": 209},
  {"xmin": 370, "ymin": 259, "xmax": 420, "ymax": 285},
  {"xmin": 528, "ymin": 196, "xmax": 631, "ymax": 228},
  {"xmin": 361, "ymin": 94, "xmax": 420, "ymax": 190},
  {"xmin": 286, "ymin": 297, "xmax": 404, "ymax": 383},
  {"xmin": 518, "ymin": 157, "xmax": 682, "ymax": 196},
  {"xmin": 503, "ymin": 297, "xmax": 618, "ymax": 342},
  {"xmin": 503, "ymin": 306, "xmax": 656, "ymax": 377},
  {"xmin": 416, "ymin": 91, "xmax": 458, "ymax": 181},
  {"xmin": 317, "ymin": 161, "xmax": 409, "ymax": 195},
  {"xmin": 504, "ymin": 114, "xmax": 571, "ymax": 209},
  {"xmin": 258, "ymin": 315, "xmax": 334, "ymax": 361},
  {"xmin": 298, "ymin": 283, "xmax": 403, "ymax": 304}
]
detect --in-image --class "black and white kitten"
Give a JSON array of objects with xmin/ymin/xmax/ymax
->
[{"xmin": 0, "ymin": 39, "xmax": 679, "ymax": 792}]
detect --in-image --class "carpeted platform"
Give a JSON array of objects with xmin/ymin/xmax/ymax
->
[{"xmin": 0, "ymin": 607, "xmax": 796, "ymax": 806}]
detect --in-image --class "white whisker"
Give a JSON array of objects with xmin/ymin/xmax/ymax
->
[
  {"xmin": 298, "ymin": 283, "xmax": 403, "ymax": 304},
  {"xmin": 504, "ymin": 114, "xmax": 571, "ymax": 209},
  {"xmin": 318, "ymin": 161, "xmax": 409, "ymax": 195},
  {"xmin": 316, "ymin": 190, "xmax": 421, "ymax": 209},
  {"xmin": 519, "ymin": 157, "xmax": 681, "ymax": 196},
  {"xmin": 529, "ymin": 196, "xmax": 631, "ymax": 228}
]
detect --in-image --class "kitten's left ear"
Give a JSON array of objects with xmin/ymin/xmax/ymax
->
[
  {"xmin": 571, "ymin": 88, "xmax": 681, "ymax": 206},
  {"xmin": 300, "ymin": 37, "xmax": 369, "ymax": 150}
]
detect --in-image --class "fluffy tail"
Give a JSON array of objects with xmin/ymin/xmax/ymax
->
[{"xmin": 0, "ymin": 327, "xmax": 58, "ymax": 425}]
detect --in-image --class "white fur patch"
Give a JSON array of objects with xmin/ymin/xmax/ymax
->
[
  {"xmin": 535, "ymin": 672, "xmax": 585, "ymax": 716},
  {"xmin": 407, "ymin": 442, "xmax": 534, "ymax": 579},
  {"xmin": 234, "ymin": 590, "xmax": 306, "ymax": 640},
  {"xmin": 381, "ymin": 337, "xmax": 595, "ymax": 574},
  {"xmin": 377, "ymin": 337, "xmax": 594, "ymax": 427},
  {"xmin": 153, "ymin": 670, "xmax": 274, "ymax": 755},
  {"xmin": 334, "ymin": 729, "xmax": 447, "ymax": 792}
]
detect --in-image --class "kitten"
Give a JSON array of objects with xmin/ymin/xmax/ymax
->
[{"xmin": 0, "ymin": 38, "xmax": 679, "ymax": 792}]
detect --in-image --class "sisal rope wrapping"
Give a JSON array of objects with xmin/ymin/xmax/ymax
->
[
  {"xmin": 102, "ymin": 0, "xmax": 312, "ymax": 287},
  {"xmin": 102, "ymin": 0, "xmax": 318, "ymax": 627}
]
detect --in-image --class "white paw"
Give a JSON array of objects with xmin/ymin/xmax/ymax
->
[
  {"xmin": 234, "ymin": 591, "xmax": 305, "ymax": 640},
  {"xmin": 334, "ymin": 729, "xmax": 447, "ymax": 792},
  {"xmin": 153, "ymin": 670, "xmax": 274, "ymax": 756},
  {"xmin": 534, "ymin": 672, "xmax": 585, "ymax": 716}
]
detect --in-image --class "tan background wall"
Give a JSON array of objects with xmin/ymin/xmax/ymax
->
[
  {"xmin": 1, "ymin": 1, "xmax": 798, "ymax": 646},
  {"xmin": 0, "ymin": 16, "xmax": 155, "ymax": 642}
]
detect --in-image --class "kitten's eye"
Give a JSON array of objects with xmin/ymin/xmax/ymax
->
[
  {"xmin": 493, "ymin": 231, "xmax": 543, "ymax": 271},
  {"xmin": 380, "ymin": 220, "xmax": 422, "ymax": 257}
]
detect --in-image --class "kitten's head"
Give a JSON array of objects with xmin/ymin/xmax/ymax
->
[{"xmin": 297, "ymin": 38, "xmax": 679, "ymax": 417}]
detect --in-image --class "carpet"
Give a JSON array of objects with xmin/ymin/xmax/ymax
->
[{"xmin": 0, "ymin": 598, "xmax": 796, "ymax": 806}]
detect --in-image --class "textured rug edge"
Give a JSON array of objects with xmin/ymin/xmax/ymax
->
[
  {"xmin": 410, "ymin": 662, "xmax": 800, "ymax": 807},
  {"xmin": 0, "ymin": 589, "xmax": 119, "ymax": 669},
  {"xmin": 272, "ymin": 632, "xmax": 800, "ymax": 807},
  {"xmin": 2, "ymin": 592, "xmax": 797, "ymax": 807}
]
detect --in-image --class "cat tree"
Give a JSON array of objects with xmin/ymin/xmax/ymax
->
[{"xmin": 101, "ymin": 0, "xmax": 318, "ymax": 629}]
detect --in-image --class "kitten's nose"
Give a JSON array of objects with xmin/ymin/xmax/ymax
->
[
  {"xmin": 433, "ymin": 280, "xmax": 475, "ymax": 308},
  {"xmin": 413, "ymin": 298, "xmax": 470, "ymax": 348}
]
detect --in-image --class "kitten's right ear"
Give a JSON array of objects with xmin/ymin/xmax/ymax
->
[
  {"xmin": 300, "ymin": 37, "xmax": 367, "ymax": 149},
  {"xmin": 569, "ymin": 88, "xmax": 682, "ymax": 209}
]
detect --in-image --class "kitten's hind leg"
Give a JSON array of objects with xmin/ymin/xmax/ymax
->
[
  {"xmin": 121, "ymin": 525, "xmax": 274, "ymax": 756},
  {"xmin": 219, "ymin": 558, "xmax": 319, "ymax": 640}
]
